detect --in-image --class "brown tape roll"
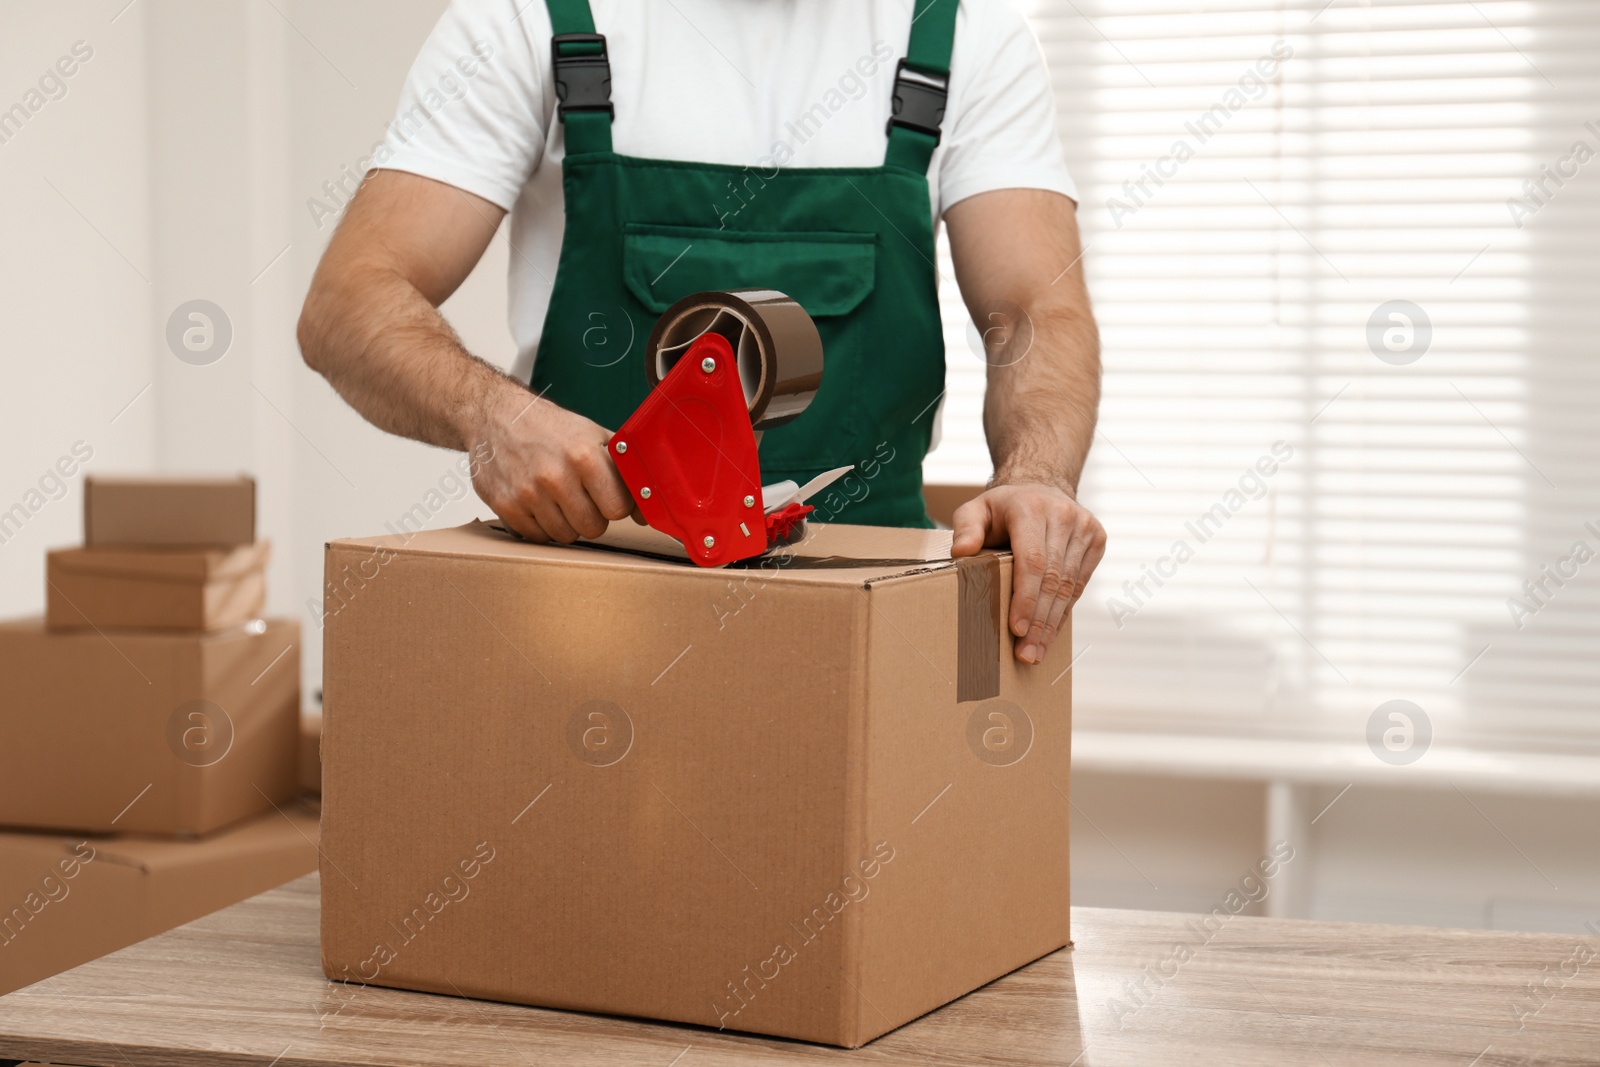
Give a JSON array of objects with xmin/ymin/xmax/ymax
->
[{"xmin": 645, "ymin": 289, "xmax": 823, "ymax": 429}]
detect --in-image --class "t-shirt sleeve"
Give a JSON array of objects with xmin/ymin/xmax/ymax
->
[
  {"xmin": 936, "ymin": 0, "xmax": 1078, "ymax": 216},
  {"xmin": 373, "ymin": 0, "xmax": 551, "ymax": 211}
]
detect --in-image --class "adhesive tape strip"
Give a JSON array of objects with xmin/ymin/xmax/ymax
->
[{"xmin": 645, "ymin": 289, "xmax": 823, "ymax": 429}]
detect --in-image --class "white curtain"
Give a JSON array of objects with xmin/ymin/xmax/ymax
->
[{"xmin": 925, "ymin": 0, "xmax": 1600, "ymax": 752}]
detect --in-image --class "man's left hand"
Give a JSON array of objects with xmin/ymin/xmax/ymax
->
[{"xmin": 950, "ymin": 482, "xmax": 1106, "ymax": 665}]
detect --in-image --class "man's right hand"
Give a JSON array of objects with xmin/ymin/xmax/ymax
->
[{"xmin": 469, "ymin": 385, "xmax": 635, "ymax": 544}]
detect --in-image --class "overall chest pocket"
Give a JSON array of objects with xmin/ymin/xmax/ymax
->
[
  {"xmin": 622, "ymin": 224, "xmax": 879, "ymax": 470},
  {"xmin": 622, "ymin": 224, "xmax": 876, "ymax": 316}
]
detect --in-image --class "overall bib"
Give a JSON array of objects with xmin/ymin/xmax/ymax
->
[{"xmin": 532, "ymin": 0, "xmax": 958, "ymax": 528}]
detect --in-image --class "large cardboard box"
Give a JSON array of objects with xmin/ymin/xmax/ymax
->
[
  {"xmin": 45, "ymin": 541, "xmax": 269, "ymax": 633},
  {"xmin": 83, "ymin": 475, "xmax": 255, "ymax": 548},
  {"xmin": 0, "ymin": 618, "xmax": 301, "ymax": 836},
  {"xmin": 321, "ymin": 520, "xmax": 1069, "ymax": 1047},
  {"xmin": 0, "ymin": 802, "xmax": 319, "ymax": 996}
]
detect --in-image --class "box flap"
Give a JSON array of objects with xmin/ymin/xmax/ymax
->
[
  {"xmin": 0, "ymin": 831, "xmax": 166, "ymax": 879},
  {"xmin": 88, "ymin": 801, "xmax": 318, "ymax": 874},
  {"xmin": 330, "ymin": 520, "xmax": 967, "ymax": 587},
  {"xmin": 577, "ymin": 519, "xmax": 956, "ymax": 568},
  {"xmin": 0, "ymin": 830, "xmax": 89, "ymax": 868},
  {"xmin": 47, "ymin": 540, "xmax": 271, "ymax": 583}
]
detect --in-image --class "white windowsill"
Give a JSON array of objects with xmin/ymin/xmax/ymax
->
[{"xmin": 1072, "ymin": 730, "xmax": 1600, "ymax": 798}]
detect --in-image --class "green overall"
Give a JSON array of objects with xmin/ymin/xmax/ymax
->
[{"xmin": 532, "ymin": 0, "xmax": 959, "ymax": 528}]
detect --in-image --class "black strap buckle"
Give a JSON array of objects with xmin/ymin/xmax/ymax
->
[
  {"xmin": 550, "ymin": 32, "xmax": 614, "ymax": 121},
  {"xmin": 886, "ymin": 59, "xmax": 949, "ymax": 143}
]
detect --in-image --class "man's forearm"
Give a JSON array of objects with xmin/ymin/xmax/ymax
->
[
  {"xmin": 298, "ymin": 261, "xmax": 524, "ymax": 454},
  {"xmin": 300, "ymin": 169, "xmax": 633, "ymax": 544},
  {"xmin": 945, "ymin": 187, "xmax": 1101, "ymax": 497},
  {"xmin": 297, "ymin": 170, "xmax": 521, "ymax": 454},
  {"xmin": 984, "ymin": 300, "xmax": 1100, "ymax": 494}
]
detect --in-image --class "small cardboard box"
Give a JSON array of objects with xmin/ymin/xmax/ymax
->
[
  {"xmin": 45, "ymin": 541, "xmax": 270, "ymax": 633},
  {"xmin": 0, "ymin": 801, "xmax": 318, "ymax": 996},
  {"xmin": 320, "ymin": 521, "xmax": 1069, "ymax": 1047},
  {"xmin": 0, "ymin": 617, "xmax": 301, "ymax": 836},
  {"xmin": 83, "ymin": 475, "xmax": 255, "ymax": 548}
]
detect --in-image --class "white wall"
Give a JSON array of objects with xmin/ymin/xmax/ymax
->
[
  {"xmin": 0, "ymin": 4, "xmax": 156, "ymax": 609},
  {"xmin": 277, "ymin": 0, "xmax": 513, "ymax": 697},
  {"xmin": 0, "ymin": 0, "xmax": 511, "ymax": 700}
]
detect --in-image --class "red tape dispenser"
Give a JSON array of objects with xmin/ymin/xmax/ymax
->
[{"xmin": 608, "ymin": 290, "xmax": 850, "ymax": 568}]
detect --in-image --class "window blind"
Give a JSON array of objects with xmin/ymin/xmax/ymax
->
[{"xmin": 925, "ymin": 0, "xmax": 1600, "ymax": 752}]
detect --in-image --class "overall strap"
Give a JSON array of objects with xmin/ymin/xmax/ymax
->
[
  {"xmin": 545, "ymin": 0, "xmax": 614, "ymax": 154},
  {"xmin": 884, "ymin": 0, "xmax": 960, "ymax": 173}
]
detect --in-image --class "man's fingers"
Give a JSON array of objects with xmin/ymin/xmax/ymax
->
[
  {"xmin": 554, "ymin": 478, "xmax": 611, "ymax": 541},
  {"xmin": 1005, "ymin": 507, "xmax": 1049, "ymax": 644},
  {"xmin": 1041, "ymin": 522, "xmax": 1095, "ymax": 654},
  {"xmin": 527, "ymin": 490, "xmax": 580, "ymax": 544},
  {"xmin": 961, "ymin": 483, "xmax": 1106, "ymax": 666},
  {"xmin": 1029, "ymin": 516, "xmax": 1107, "ymax": 663},
  {"xmin": 580, "ymin": 444, "xmax": 635, "ymax": 523},
  {"xmin": 1018, "ymin": 512, "xmax": 1070, "ymax": 663},
  {"xmin": 949, "ymin": 496, "xmax": 992, "ymax": 557},
  {"xmin": 1061, "ymin": 516, "xmax": 1108, "ymax": 602},
  {"xmin": 1041, "ymin": 584, "xmax": 1073, "ymax": 660},
  {"xmin": 496, "ymin": 503, "xmax": 550, "ymax": 544},
  {"xmin": 528, "ymin": 451, "xmax": 607, "ymax": 542}
]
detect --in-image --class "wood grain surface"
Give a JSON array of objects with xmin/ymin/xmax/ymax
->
[{"xmin": 0, "ymin": 874, "xmax": 1596, "ymax": 1066}]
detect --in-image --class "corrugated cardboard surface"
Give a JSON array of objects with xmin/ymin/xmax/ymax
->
[
  {"xmin": 570, "ymin": 518, "xmax": 956, "ymax": 573},
  {"xmin": 0, "ymin": 802, "xmax": 318, "ymax": 996},
  {"xmin": 83, "ymin": 475, "xmax": 255, "ymax": 547},
  {"xmin": 321, "ymin": 521, "xmax": 1069, "ymax": 1047},
  {"xmin": 0, "ymin": 618, "xmax": 300, "ymax": 835},
  {"xmin": 855, "ymin": 560, "xmax": 1070, "ymax": 1034},
  {"xmin": 45, "ymin": 541, "xmax": 270, "ymax": 632}
]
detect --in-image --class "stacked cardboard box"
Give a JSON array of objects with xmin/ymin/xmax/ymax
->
[
  {"xmin": 0, "ymin": 476, "xmax": 314, "ymax": 996},
  {"xmin": 0, "ymin": 803, "xmax": 318, "ymax": 996}
]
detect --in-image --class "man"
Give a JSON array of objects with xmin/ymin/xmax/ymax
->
[{"xmin": 298, "ymin": 0, "xmax": 1104, "ymax": 665}]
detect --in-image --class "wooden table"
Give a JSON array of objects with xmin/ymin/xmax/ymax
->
[{"xmin": 0, "ymin": 874, "xmax": 1595, "ymax": 1066}]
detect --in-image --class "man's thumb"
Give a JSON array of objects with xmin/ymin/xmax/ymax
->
[{"xmin": 949, "ymin": 496, "xmax": 991, "ymax": 557}]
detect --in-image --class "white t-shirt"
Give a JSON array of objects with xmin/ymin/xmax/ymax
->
[{"xmin": 377, "ymin": 0, "xmax": 1076, "ymax": 381}]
